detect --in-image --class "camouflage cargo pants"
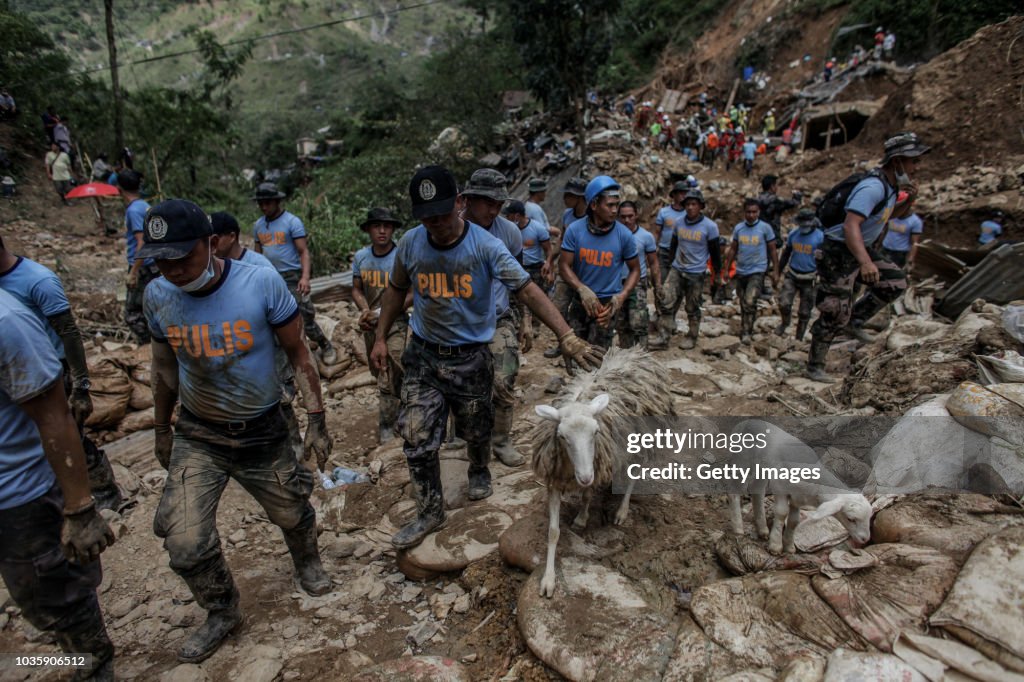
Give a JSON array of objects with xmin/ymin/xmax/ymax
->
[
  {"xmin": 124, "ymin": 265, "xmax": 159, "ymax": 344},
  {"xmin": 153, "ymin": 405, "xmax": 315, "ymax": 576},
  {"xmin": 362, "ymin": 319, "xmax": 408, "ymax": 398},
  {"xmin": 617, "ymin": 278, "xmax": 650, "ymax": 348},
  {"xmin": 656, "ymin": 269, "xmax": 706, "ymax": 339},
  {"xmin": 398, "ymin": 338, "xmax": 494, "ymax": 460},
  {"xmin": 489, "ymin": 315, "xmax": 520, "ymax": 412},
  {"xmin": 280, "ymin": 269, "xmax": 332, "ymax": 349},
  {"xmin": 812, "ymin": 240, "xmax": 906, "ymax": 344},
  {"xmin": 778, "ymin": 270, "xmax": 816, "ymax": 321}
]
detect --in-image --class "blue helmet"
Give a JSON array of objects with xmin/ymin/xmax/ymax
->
[{"xmin": 584, "ymin": 175, "xmax": 620, "ymax": 206}]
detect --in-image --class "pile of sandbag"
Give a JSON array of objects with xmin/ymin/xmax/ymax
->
[{"xmin": 84, "ymin": 346, "xmax": 155, "ymax": 437}]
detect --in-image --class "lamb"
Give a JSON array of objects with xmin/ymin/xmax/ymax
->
[
  {"xmin": 532, "ymin": 346, "xmax": 674, "ymax": 597},
  {"xmin": 725, "ymin": 418, "xmax": 873, "ymax": 555}
]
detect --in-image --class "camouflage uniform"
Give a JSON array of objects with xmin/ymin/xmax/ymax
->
[
  {"xmin": 567, "ymin": 293, "xmax": 619, "ymax": 350},
  {"xmin": 617, "ymin": 277, "xmax": 650, "ymax": 349},
  {"xmin": 777, "ymin": 270, "xmax": 816, "ymax": 338},
  {"xmin": 280, "ymin": 270, "xmax": 332, "ymax": 351},
  {"xmin": 736, "ymin": 272, "xmax": 765, "ymax": 337},
  {"xmin": 124, "ymin": 265, "xmax": 159, "ymax": 344},
  {"xmin": 489, "ymin": 313, "xmax": 520, "ymax": 442},
  {"xmin": 811, "ymin": 240, "xmax": 906, "ymax": 353},
  {"xmin": 362, "ymin": 320, "xmax": 407, "ymax": 437},
  {"xmin": 656, "ymin": 269, "xmax": 705, "ymax": 343}
]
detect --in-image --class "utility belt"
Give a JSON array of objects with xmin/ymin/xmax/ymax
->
[
  {"xmin": 787, "ymin": 269, "xmax": 817, "ymax": 282},
  {"xmin": 410, "ymin": 333, "xmax": 486, "ymax": 356},
  {"xmin": 178, "ymin": 402, "xmax": 284, "ymax": 438}
]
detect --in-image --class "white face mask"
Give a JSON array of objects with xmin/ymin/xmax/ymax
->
[{"xmin": 177, "ymin": 240, "xmax": 215, "ymax": 293}]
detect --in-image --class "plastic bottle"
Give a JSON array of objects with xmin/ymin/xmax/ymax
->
[
  {"xmin": 318, "ymin": 472, "xmax": 336, "ymax": 490},
  {"xmin": 332, "ymin": 467, "xmax": 370, "ymax": 485}
]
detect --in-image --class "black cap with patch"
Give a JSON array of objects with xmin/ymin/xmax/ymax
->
[
  {"xmin": 137, "ymin": 199, "xmax": 212, "ymax": 260},
  {"xmin": 409, "ymin": 165, "xmax": 458, "ymax": 220}
]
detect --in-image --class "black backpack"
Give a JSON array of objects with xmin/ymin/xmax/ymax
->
[{"xmin": 816, "ymin": 169, "xmax": 891, "ymax": 228}]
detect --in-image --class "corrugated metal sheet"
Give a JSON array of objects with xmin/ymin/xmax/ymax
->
[
  {"xmin": 937, "ymin": 243, "xmax": 1024, "ymax": 318},
  {"xmin": 310, "ymin": 270, "xmax": 353, "ymax": 304}
]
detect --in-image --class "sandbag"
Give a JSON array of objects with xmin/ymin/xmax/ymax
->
[
  {"xmin": 885, "ymin": 318, "xmax": 950, "ymax": 351},
  {"xmin": 822, "ymin": 648, "xmax": 926, "ymax": 682},
  {"xmin": 128, "ymin": 380, "xmax": 153, "ymax": 411},
  {"xmin": 893, "ymin": 632, "xmax": 1024, "ymax": 682},
  {"xmin": 119, "ymin": 408, "xmax": 155, "ymax": 435},
  {"xmin": 315, "ymin": 350, "xmax": 353, "ymax": 380},
  {"xmin": 947, "ymin": 381, "xmax": 1024, "ymax": 446},
  {"xmin": 84, "ymin": 358, "xmax": 131, "ymax": 429},
  {"xmin": 690, "ymin": 571, "xmax": 867, "ymax": 670},
  {"xmin": 871, "ymin": 493, "xmax": 1024, "ymax": 564},
  {"xmin": 976, "ymin": 350, "xmax": 1024, "ymax": 385},
  {"xmin": 931, "ymin": 525, "xmax": 1024, "ymax": 673},
  {"xmin": 714, "ymin": 534, "xmax": 825, "ymax": 576},
  {"xmin": 811, "ymin": 543, "xmax": 959, "ymax": 652},
  {"xmin": 1003, "ymin": 303, "xmax": 1024, "ymax": 343}
]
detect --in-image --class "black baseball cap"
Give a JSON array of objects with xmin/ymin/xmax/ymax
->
[
  {"xmin": 210, "ymin": 211, "xmax": 240, "ymax": 235},
  {"xmin": 503, "ymin": 200, "xmax": 526, "ymax": 215},
  {"xmin": 409, "ymin": 165, "xmax": 458, "ymax": 220},
  {"xmin": 137, "ymin": 199, "xmax": 213, "ymax": 260}
]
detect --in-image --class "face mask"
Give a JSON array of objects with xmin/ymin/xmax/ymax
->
[
  {"xmin": 178, "ymin": 240, "xmax": 215, "ymax": 293},
  {"xmin": 894, "ymin": 160, "xmax": 911, "ymax": 187},
  {"xmin": 745, "ymin": 218, "xmax": 759, "ymax": 226}
]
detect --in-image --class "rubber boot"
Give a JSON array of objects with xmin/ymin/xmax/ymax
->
[
  {"xmin": 795, "ymin": 317, "xmax": 809, "ymax": 342},
  {"xmin": 678, "ymin": 317, "xmax": 699, "ymax": 350},
  {"xmin": 491, "ymin": 405, "xmax": 524, "ymax": 467},
  {"xmin": 775, "ymin": 310, "xmax": 791, "ymax": 336},
  {"xmin": 392, "ymin": 456, "xmax": 447, "ymax": 550},
  {"xmin": 466, "ymin": 442, "xmax": 493, "ymax": 501},
  {"xmin": 805, "ymin": 340, "xmax": 836, "ymax": 384},
  {"xmin": 58, "ymin": 604, "xmax": 114, "ymax": 682},
  {"xmin": 83, "ymin": 438, "xmax": 122, "ymax": 512},
  {"xmin": 378, "ymin": 395, "xmax": 400, "ymax": 445},
  {"xmin": 282, "ymin": 522, "xmax": 332, "ymax": 596},
  {"xmin": 650, "ymin": 314, "xmax": 674, "ymax": 350},
  {"xmin": 178, "ymin": 558, "xmax": 243, "ymax": 663},
  {"xmin": 845, "ymin": 322, "xmax": 875, "ymax": 344},
  {"xmin": 319, "ymin": 342, "xmax": 338, "ymax": 366},
  {"xmin": 740, "ymin": 313, "xmax": 753, "ymax": 344}
]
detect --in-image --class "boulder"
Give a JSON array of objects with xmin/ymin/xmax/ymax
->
[
  {"xmin": 518, "ymin": 557, "xmax": 679, "ymax": 681},
  {"xmin": 396, "ymin": 505, "xmax": 512, "ymax": 578},
  {"xmin": 498, "ymin": 511, "xmax": 622, "ymax": 573}
]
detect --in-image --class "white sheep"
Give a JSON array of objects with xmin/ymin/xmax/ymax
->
[
  {"xmin": 726, "ymin": 418, "xmax": 873, "ymax": 555},
  {"xmin": 532, "ymin": 346, "xmax": 674, "ymax": 597}
]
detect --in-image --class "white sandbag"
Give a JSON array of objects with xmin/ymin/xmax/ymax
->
[
  {"xmin": 947, "ymin": 381, "xmax": 1024, "ymax": 447},
  {"xmin": 885, "ymin": 318, "xmax": 950, "ymax": 351},
  {"xmin": 931, "ymin": 526, "xmax": 1024, "ymax": 671},
  {"xmin": 823, "ymin": 648, "xmax": 926, "ymax": 682},
  {"xmin": 976, "ymin": 350, "xmax": 1024, "ymax": 385},
  {"xmin": 894, "ymin": 631, "xmax": 1024, "ymax": 682},
  {"xmin": 1002, "ymin": 303, "xmax": 1024, "ymax": 343}
]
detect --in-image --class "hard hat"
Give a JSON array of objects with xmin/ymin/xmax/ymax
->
[{"xmin": 584, "ymin": 175, "xmax": 621, "ymax": 206}]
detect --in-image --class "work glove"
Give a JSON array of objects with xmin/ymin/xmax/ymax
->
[
  {"xmin": 304, "ymin": 412, "xmax": 332, "ymax": 472},
  {"xmin": 357, "ymin": 308, "xmax": 379, "ymax": 333},
  {"xmin": 61, "ymin": 502, "xmax": 115, "ymax": 564},
  {"xmin": 69, "ymin": 386, "xmax": 93, "ymax": 426},
  {"xmin": 577, "ymin": 285, "xmax": 601, "ymax": 317},
  {"xmin": 154, "ymin": 423, "xmax": 173, "ymax": 469},
  {"xmin": 519, "ymin": 317, "xmax": 534, "ymax": 353},
  {"xmin": 124, "ymin": 271, "xmax": 139, "ymax": 289},
  {"xmin": 558, "ymin": 331, "xmax": 605, "ymax": 372},
  {"xmin": 598, "ymin": 295, "xmax": 625, "ymax": 328}
]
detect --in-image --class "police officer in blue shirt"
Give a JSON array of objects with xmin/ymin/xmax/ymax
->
[
  {"xmin": 881, "ymin": 210, "xmax": 923, "ymax": 269},
  {"xmin": 775, "ymin": 208, "xmax": 824, "ymax": 340},
  {"xmin": 654, "ymin": 181, "xmax": 688, "ymax": 285},
  {"xmin": 809, "ymin": 132, "xmax": 927, "ymax": 382},
  {"xmin": 0, "ymin": 237, "xmax": 123, "ymax": 511},
  {"xmin": 120, "ymin": 169, "xmax": 156, "ymax": 344},
  {"xmin": 0, "ymin": 289, "xmax": 116, "ymax": 680},
  {"xmin": 616, "ymin": 200, "xmax": 659, "ymax": 349},
  {"xmin": 251, "ymin": 182, "xmax": 338, "ymax": 365},
  {"xmin": 721, "ymin": 199, "xmax": 778, "ymax": 343},
  {"xmin": 542, "ymin": 177, "xmax": 589, "ymax": 360},
  {"xmin": 143, "ymin": 200, "xmax": 334, "ymax": 663},
  {"xmin": 371, "ymin": 166, "xmax": 604, "ymax": 550},
  {"xmin": 560, "ymin": 176, "xmax": 641, "ymax": 352}
]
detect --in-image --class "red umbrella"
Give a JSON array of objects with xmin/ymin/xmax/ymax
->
[{"xmin": 65, "ymin": 182, "xmax": 121, "ymax": 199}]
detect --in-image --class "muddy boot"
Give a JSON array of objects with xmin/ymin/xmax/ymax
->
[
  {"xmin": 795, "ymin": 317, "xmax": 809, "ymax": 342},
  {"xmin": 678, "ymin": 335, "xmax": 697, "ymax": 350},
  {"xmin": 775, "ymin": 310, "xmax": 791, "ymax": 336},
  {"xmin": 739, "ymin": 313, "xmax": 753, "ymax": 344},
  {"xmin": 84, "ymin": 440, "xmax": 122, "ymax": 512},
  {"xmin": 392, "ymin": 456, "xmax": 447, "ymax": 550},
  {"xmin": 378, "ymin": 395, "xmax": 400, "ymax": 445},
  {"xmin": 282, "ymin": 522, "xmax": 332, "ymax": 596},
  {"xmin": 318, "ymin": 342, "xmax": 338, "ymax": 366},
  {"xmin": 637, "ymin": 333, "xmax": 649, "ymax": 351},
  {"xmin": 845, "ymin": 323, "xmax": 874, "ymax": 344},
  {"xmin": 466, "ymin": 442, "xmax": 493, "ymax": 501},
  {"xmin": 178, "ymin": 558, "xmax": 243, "ymax": 664},
  {"xmin": 281, "ymin": 401, "xmax": 304, "ymax": 462},
  {"xmin": 805, "ymin": 340, "xmax": 836, "ymax": 384},
  {"xmin": 58, "ymin": 605, "xmax": 114, "ymax": 682},
  {"xmin": 491, "ymin": 405, "xmax": 524, "ymax": 467},
  {"xmin": 441, "ymin": 436, "xmax": 466, "ymax": 451},
  {"xmin": 647, "ymin": 333, "xmax": 668, "ymax": 350}
]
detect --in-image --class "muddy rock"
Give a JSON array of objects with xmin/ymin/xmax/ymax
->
[
  {"xmin": 159, "ymin": 664, "xmax": 210, "ymax": 682},
  {"xmin": 351, "ymin": 656, "xmax": 469, "ymax": 681},
  {"xmin": 498, "ymin": 511, "xmax": 622, "ymax": 573},
  {"xmin": 397, "ymin": 505, "xmax": 513, "ymax": 578},
  {"xmin": 518, "ymin": 557, "xmax": 679, "ymax": 681}
]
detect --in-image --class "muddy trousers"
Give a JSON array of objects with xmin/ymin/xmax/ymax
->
[
  {"xmin": 363, "ymin": 320, "xmax": 408, "ymax": 440},
  {"xmin": 617, "ymin": 278, "xmax": 650, "ymax": 349},
  {"xmin": 0, "ymin": 485, "xmax": 113, "ymax": 679},
  {"xmin": 657, "ymin": 248, "xmax": 673, "ymax": 286},
  {"xmin": 61, "ymin": 364, "xmax": 122, "ymax": 511},
  {"xmin": 811, "ymin": 240, "xmax": 907, "ymax": 346},
  {"xmin": 154, "ymin": 406, "xmax": 316, "ymax": 611},
  {"xmin": 880, "ymin": 247, "xmax": 909, "ymax": 269},
  {"xmin": 567, "ymin": 293, "xmax": 619, "ymax": 351},
  {"xmin": 656, "ymin": 270, "xmax": 706, "ymax": 342},
  {"xmin": 736, "ymin": 272, "xmax": 765, "ymax": 337},
  {"xmin": 778, "ymin": 270, "xmax": 817, "ymax": 331},
  {"xmin": 280, "ymin": 270, "xmax": 333, "ymax": 351},
  {"xmin": 124, "ymin": 265, "xmax": 159, "ymax": 345},
  {"xmin": 489, "ymin": 315, "xmax": 520, "ymax": 441}
]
